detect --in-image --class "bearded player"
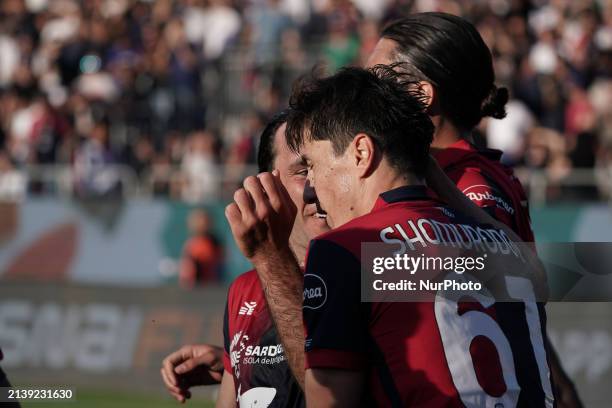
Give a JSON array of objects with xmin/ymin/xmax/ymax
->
[{"xmin": 162, "ymin": 111, "xmax": 327, "ymax": 407}]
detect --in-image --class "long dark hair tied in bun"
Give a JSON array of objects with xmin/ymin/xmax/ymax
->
[{"xmin": 480, "ymin": 85, "xmax": 509, "ymax": 119}]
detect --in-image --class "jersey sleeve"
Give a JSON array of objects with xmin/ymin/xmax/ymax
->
[
  {"xmin": 222, "ymin": 293, "xmax": 232, "ymax": 373},
  {"xmin": 303, "ymin": 239, "xmax": 368, "ymax": 370}
]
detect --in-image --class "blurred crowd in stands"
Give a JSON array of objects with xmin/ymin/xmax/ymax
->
[{"xmin": 0, "ymin": 0, "xmax": 610, "ymax": 202}]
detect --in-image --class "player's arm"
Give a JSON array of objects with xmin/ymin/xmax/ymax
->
[
  {"xmin": 225, "ymin": 171, "xmax": 306, "ymax": 387},
  {"xmin": 247, "ymin": 243, "xmax": 306, "ymax": 388},
  {"xmin": 305, "ymin": 368, "xmax": 365, "ymax": 408},
  {"xmin": 215, "ymin": 371, "xmax": 237, "ymax": 408},
  {"xmin": 216, "ymin": 301, "xmax": 237, "ymax": 408}
]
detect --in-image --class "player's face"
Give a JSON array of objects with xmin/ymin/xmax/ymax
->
[
  {"xmin": 272, "ymin": 124, "xmax": 330, "ymax": 240},
  {"xmin": 300, "ymin": 139, "xmax": 357, "ymax": 229},
  {"xmin": 365, "ymin": 38, "xmax": 397, "ymax": 68}
]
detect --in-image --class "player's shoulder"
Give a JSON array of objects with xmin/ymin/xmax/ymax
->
[
  {"xmin": 228, "ymin": 269, "xmax": 261, "ymax": 296},
  {"xmin": 227, "ymin": 269, "xmax": 264, "ymax": 314},
  {"xmin": 230, "ymin": 268, "xmax": 259, "ymax": 285},
  {"xmin": 449, "ymin": 147, "xmax": 518, "ymax": 187},
  {"xmin": 306, "ymin": 224, "xmax": 363, "ymax": 266},
  {"xmin": 310, "ymin": 215, "xmax": 375, "ymax": 252}
]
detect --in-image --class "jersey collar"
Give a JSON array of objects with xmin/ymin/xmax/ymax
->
[
  {"xmin": 433, "ymin": 139, "xmax": 503, "ymax": 170},
  {"xmin": 372, "ymin": 185, "xmax": 430, "ymax": 212}
]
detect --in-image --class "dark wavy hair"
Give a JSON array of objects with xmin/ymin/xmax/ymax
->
[
  {"xmin": 381, "ymin": 12, "xmax": 508, "ymax": 130},
  {"xmin": 285, "ymin": 65, "xmax": 434, "ymax": 178},
  {"xmin": 257, "ymin": 110, "xmax": 289, "ymax": 173}
]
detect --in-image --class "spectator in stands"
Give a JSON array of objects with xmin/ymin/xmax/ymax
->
[
  {"xmin": 247, "ymin": 0, "xmax": 292, "ymax": 68},
  {"xmin": 0, "ymin": 0, "xmax": 610, "ymax": 202},
  {"xmin": 180, "ymin": 130, "xmax": 220, "ymax": 203},
  {"xmin": 73, "ymin": 117, "xmax": 121, "ymax": 198},
  {"xmin": 322, "ymin": 5, "xmax": 360, "ymax": 71},
  {"xmin": 179, "ymin": 208, "xmax": 223, "ymax": 288},
  {"xmin": 183, "ymin": 0, "xmax": 241, "ymax": 62},
  {"xmin": 0, "ymin": 150, "xmax": 25, "ymax": 202}
]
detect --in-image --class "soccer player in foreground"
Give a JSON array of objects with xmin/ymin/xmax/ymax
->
[{"xmin": 227, "ymin": 65, "xmax": 554, "ymax": 406}]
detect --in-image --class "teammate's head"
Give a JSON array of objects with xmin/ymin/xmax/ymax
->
[
  {"xmin": 366, "ymin": 12, "xmax": 508, "ymax": 132},
  {"xmin": 257, "ymin": 111, "xmax": 287, "ymax": 173},
  {"xmin": 257, "ymin": 110, "xmax": 329, "ymax": 250},
  {"xmin": 286, "ymin": 66, "xmax": 433, "ymax": 228}
]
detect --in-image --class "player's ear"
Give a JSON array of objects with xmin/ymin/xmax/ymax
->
[
  {"xmin": 418, "ymin": 81, "xmax": 439, "ymax": 116},
  {"xmin": 352, "ymin": 133, "xmax": 377, "ymax": 178}
]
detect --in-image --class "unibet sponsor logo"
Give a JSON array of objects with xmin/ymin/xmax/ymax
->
[
  {"xmin": 245, "ymin": 344, "xmax": 284, "ymax": 357},
  {"xmin": 303, "ymin": 274, "xmax": 327, "ymax": 310}
]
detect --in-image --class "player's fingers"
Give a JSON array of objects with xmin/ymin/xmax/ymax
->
[
  {"xmin": 175, "ymin": 356, "xmax": 200, "ymax": 375},
  {"xmin": 161, "ymin": 362, "xmax": 178, "ymax": 387},
  {"xmin": 160, "ymin": 363, "xmax": 178, "ymax": 388},
  {"xmin": 174, "ymin": 390, "xmax": 187, "ymax": 404},
  {"xmin": 225, "ymin": 202, "xmax": 243, "ymax": 233},
  {"xmin": 244, "ymin": 176, "xmax": 272, "ymax": 220},
  {"xmin": 179, "ymin": 344, "xmax": 195, "ymax": 358},
  {"xmin": 162, "ymin": 349, "xmax": 189, "ymax": 386},
  {"xmin": 160, "ymin": 367, "xmax": 183, "ymax": 395},
  {"xmin": 234, "ymin": 188, "xmax": 257, "ymax": 225},
  {"xmin": 173, "ymin": 389, "xmax": 186, "ymax": 404},
  {"xmin": 193, "ymin": 350, "xmax": 216, "ymax": 366},
  {"xmin": 258, "ymin": 172, "xmax": 282, "ymax": 211}
]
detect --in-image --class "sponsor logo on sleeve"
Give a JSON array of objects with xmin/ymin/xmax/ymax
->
[
  {"xmin": 462, "ymin": 184, "xmax": 515, "ymax": 216},
  {"xmin": 239, "ymin": 301, "xmax": 257, "ymax": 316},
  {"xmin": 303, "ymin": 274, "xmax": 327, "ymax": 310}
]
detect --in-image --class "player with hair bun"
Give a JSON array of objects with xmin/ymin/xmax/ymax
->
[
  {"xmin": 367, "ymin": 12, "xmax": 581, "ymax": 407},
  {"xmin": 369, "ymin": 12, "xmax": 531, "ymax": 239}
]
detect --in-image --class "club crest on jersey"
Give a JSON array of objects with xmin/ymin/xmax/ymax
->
[
  {"xmin": 229, "ymin": 331, "xmax": 250, "ymax": 379},
  {"xmin": 303, "ymin": 274, "xmax": 327, "ymax": 310},
  {"xmin": 239, "ymin": 301, "xmax": 257, "ymax": 316}
]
